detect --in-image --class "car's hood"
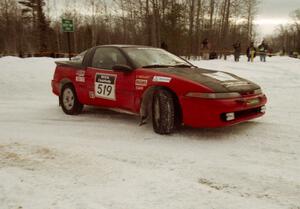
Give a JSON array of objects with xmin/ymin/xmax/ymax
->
[{"xmin": 152, "ymin": 67, "xmax": 260, "ymax": 93}]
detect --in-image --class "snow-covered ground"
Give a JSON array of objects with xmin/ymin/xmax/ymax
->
[{"xmin": 0, "ymin": 56, "xmax": 299, "ymax": 209}]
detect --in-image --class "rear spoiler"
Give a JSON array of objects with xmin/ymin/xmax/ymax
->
[{"xmin": 55, "ymin": 61, "xmax": 84, "ymax": 69}]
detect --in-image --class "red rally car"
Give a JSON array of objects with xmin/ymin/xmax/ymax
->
[{"xmin": 51, "ymin": 45, "xmax": 267, "ymax": 134}]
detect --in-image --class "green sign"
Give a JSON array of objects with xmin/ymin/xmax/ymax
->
[{"xmin": 62, "ymin": 19, "xmax": 74, "ymax": 32}]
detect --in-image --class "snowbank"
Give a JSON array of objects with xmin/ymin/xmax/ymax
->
[{"xmin": 0, "ymin": 56, "xmax": 299, "ymax": 209}]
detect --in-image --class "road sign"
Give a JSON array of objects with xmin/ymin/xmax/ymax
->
[
  {"xmin": 61, "ymin": 18, "xmax": 74, "ymax": 60},
  {"xmin": 62, "ymin": 19, "xmax": 74, "ymax": 33}
]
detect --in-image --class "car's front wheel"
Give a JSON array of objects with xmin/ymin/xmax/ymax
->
[
  {"xmin": 59, "ymin": 83, "xmax": 83, "ymax": 115},
  {"xmin": 152, "ymin": 89, "xmax": 175, "ymax": 134}
]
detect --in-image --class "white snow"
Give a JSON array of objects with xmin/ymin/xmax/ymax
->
[{"xmin": 0, "ymin": 55, "xmax": 300, "ymax": 209}]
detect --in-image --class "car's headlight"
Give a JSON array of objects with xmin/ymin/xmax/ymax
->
[
  {"xmin": 253, "ymin": 88, "xmax": 263, "ymax": 95},
  {"xmin": 185, "ymin": 92, "xmax": 241, "ymax": 99}
]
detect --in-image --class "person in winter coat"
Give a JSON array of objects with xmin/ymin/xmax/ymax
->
[
  {"xmin": 246, "ymin": 42, "xmax": 257, "ymax": 62},
  {"xmin": 258, "ymin": 40, "xmax": 268, "ymax": 62},
  {"xmin": 202, "ymin": 38, "xmax": 209, "ymax": 49},
  {"xmin": 161, "ymin": 41, "xmax": 168, "ymax": 51},
  {"xmin": 201, "ymin": 38, "xmax": 210, "ymax": 60},
  {"xmin": 233, "ymin": 41, "xmax": 241, "ymax": 62}
]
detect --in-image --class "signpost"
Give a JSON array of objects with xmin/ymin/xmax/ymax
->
[{"xmin": 62, "ymin": 19, "xmax": 74, "ymax": 60}]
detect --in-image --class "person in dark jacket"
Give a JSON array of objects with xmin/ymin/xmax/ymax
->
[
  {"xmin": 161, "ymin": 41, "xmax": 168, "ymax": 51},
  {"xmin": 258, "ymin": 40, "xmax": 268, "ymax": 62},
  {"xmin": 201, "ymin": 38, "xmax": 210, "ymax": 60},
  {"xmin": 202, "ymin": 38, "xmax": 209, "ymax": 49},
  {"xmin": 233, "ymin": 41, "xmax": 241, "ymax": 62},
  {"xmin": 246, "ymin": 42, "xmax": 257, "ymax": 62}
]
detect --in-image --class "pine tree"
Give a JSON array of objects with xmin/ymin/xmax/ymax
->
[{"xmin": 18, "ymin": 0, "xmax": 49, "ymax": 52}]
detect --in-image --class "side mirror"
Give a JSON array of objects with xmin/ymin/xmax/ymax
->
[{"xmin": 112, "ymin": 64, "xmax": 133, "ymax": 72}]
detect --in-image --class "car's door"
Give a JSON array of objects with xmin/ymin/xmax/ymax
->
[{"xmin": 85, "ymin": 47, "xmax": 136, "ymax": 111}]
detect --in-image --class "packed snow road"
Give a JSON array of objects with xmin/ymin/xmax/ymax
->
[{"xmin": 0, "ymin": 56, "xmax": 299, "ymax": 209}]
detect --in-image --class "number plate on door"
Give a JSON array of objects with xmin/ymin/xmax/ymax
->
[{"xmin": 95, "ymin": 73, "xmax": 117, "ymax": 100}]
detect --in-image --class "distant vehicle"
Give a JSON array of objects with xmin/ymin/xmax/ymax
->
[{"xmin": 51, "ymin": 45, "xmax": 267, "ymax": 134}]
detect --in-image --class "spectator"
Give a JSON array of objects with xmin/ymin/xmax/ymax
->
[
  {"xmin": 233, "ymin": 41, "xmax": 241, "ymax": 62},
  {"xmin": 202, "ymin": 38, "xmax": 210, "ymax": 60},
  {"xmin": 209, "ymin": 51, "xmax": 218, "ymax": 60},
  {"xmin": 202, "ymin": 38, "xmax": 209, "ymax": 49},
  {"xmin": 246, "ymin": 42, "xmax": 257, "ymax": 62},
  {"xmin": 258, "ymin": 40, "xmax": 268, "ymax": 62},
  {"xmin": 161, "ymin": 41, "xmax": 168, "ymax": 51}
]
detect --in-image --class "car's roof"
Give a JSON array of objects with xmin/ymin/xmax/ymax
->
[{"xmin": 97, "ymin": 44, "xmax": 154, "ymax": 49}]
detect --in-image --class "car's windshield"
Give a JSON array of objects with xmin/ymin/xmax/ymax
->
[{"xmin": 123, "ymin": 48, "xmax": 192, "ymax": 68}]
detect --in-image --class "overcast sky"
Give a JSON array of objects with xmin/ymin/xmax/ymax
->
[
  {"xmin": 50, "ymin": 0, "xmax": 300, "ymax": 38},
  {"xmin": 255, "ymin": 0, "xmax": 300, "ymax": 38}
]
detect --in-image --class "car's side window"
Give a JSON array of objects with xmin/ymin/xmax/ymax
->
[{"xmin": 92, "ymin": 47, "xmax": 127, "ymax": 70}]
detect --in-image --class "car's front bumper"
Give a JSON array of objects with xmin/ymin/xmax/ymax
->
[{"xmin": 180, "ymin": 94, "xmax": 267, "ymax": 128}]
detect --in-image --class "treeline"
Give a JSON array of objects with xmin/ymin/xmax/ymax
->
[
  {"xmin": 0, "ymin": 0, "xmax": 260, "ymax": 56},
  {"xmin": 266, "ymin": 9, "xmax": 300, "ymax": 55}
]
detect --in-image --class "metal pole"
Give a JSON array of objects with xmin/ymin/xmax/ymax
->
[{"xmin": 67, "ymin": 32, "xmax": 71, "ymax": 60}]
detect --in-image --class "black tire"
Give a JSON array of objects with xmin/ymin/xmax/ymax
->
[
  {"xmin": 59, "ymin": 83, "xmax": 83, "ymax": 115},
  {"xmin": 152, "ymin": 89, "xmax": 175, "ymax": 134}
]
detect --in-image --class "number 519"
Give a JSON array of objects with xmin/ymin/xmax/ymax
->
[{"xmin": 97, "ymin": 84, "xmax": 112, "ymax": 96}]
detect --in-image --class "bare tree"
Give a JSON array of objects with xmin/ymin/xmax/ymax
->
[
  {"xmin": 0, "ymin": 0, "xmax": 263, "ymax": 57},
  {"xmin": 244, "ymin": 0, "xmax": 259, "ymax": 43},
  {"xmin": 19, "ymin": 0, "xmax": 49, "ymax": 52}
]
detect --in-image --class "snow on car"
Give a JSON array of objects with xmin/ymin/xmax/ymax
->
[{"xmin": 52, "ymin": 45, "xmax": 267, "ymax": 134}]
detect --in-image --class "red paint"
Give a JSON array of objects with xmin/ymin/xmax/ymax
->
[{"xmin": 52, "ymin": 64, "xmax": 267, "ymax": 128}]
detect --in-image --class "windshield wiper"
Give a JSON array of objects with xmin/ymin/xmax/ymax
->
[{"xmin": 141, "ymin": 64, "xmax": 172, "ymax": 68}]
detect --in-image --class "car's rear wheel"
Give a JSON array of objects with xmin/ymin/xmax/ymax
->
[
  {"xmin": 60, "ymin": 83, "xmax": 83, "ymax": 115},
  {"xmin": 152, "ymin": 89, "xmax": 175, "ymax": 134}
]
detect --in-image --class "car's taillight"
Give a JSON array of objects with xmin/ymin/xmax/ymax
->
[{"xmin": 185, "ymin": 92, "xmax": 241, "ymax": 99}]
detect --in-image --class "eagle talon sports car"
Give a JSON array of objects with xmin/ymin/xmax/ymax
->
[{"xmin": 51, "ymin": 45, "xmax": 267, "ymax": 134}]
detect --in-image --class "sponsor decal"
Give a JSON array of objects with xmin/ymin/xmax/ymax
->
[
  {"xmin": 76, "ymin": 70, "xmax": 85, "ymax": 77},
  {"xmin": 203, "ymin": 72, "xmax": 237, "ymax": 82},
  {"xmin": 152, "ymin": 76, "xmax": 172, "ymax": 83},
  {"xmin": 223, "ymin": 81, "xmax": 249, "ymax": 87},
  {"xmin": 135, "ymin": 79, "xmax": 148, "ymax": 87},
  {"xmin": 76, "ymin": 76, "xmax": 85, "ymax": 82},
  {"xmin": 89, "ymin": 91, "xmax": 95, "ymax": 99},
  {"xmin": 137, "ymin": 75, "xmax": 150, "ymax": 79},
  {"xmin": 95, "ymin": 73, "xmax": 117, "ymax": 100},
  {"xmin": 136, "ymin": 86, "xmax": 144, "ymax": 90},
  {"xmin": 75, "ymin": 70, "xmax": 85, "ymax": 82}
]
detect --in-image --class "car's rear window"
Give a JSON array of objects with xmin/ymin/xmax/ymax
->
[{"xmin": 71, "ymin": 50, "xmax": 87, "ymax": 64}]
